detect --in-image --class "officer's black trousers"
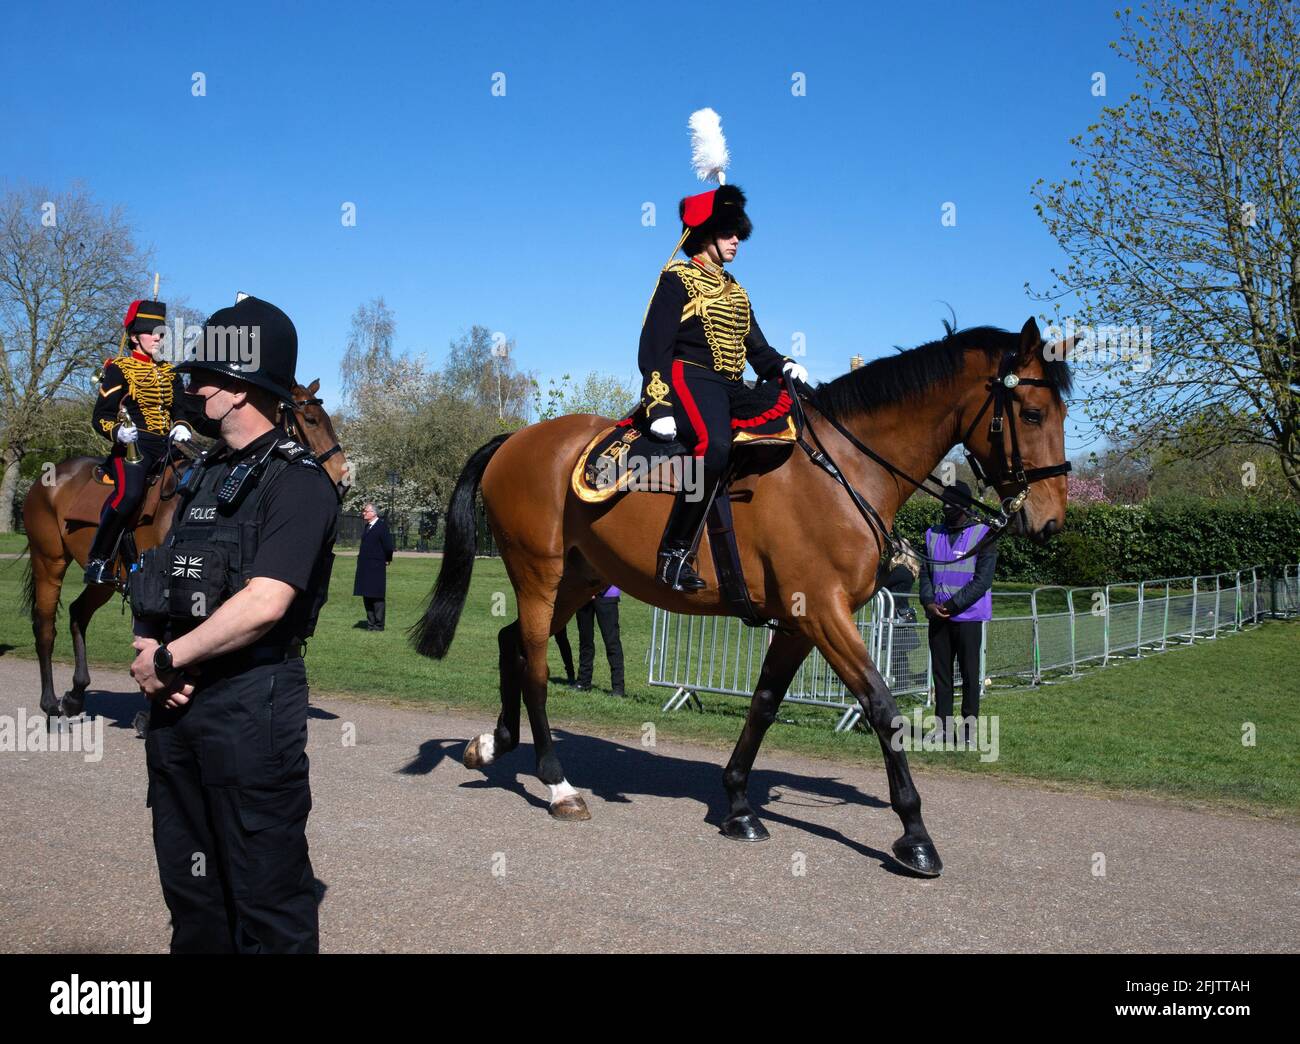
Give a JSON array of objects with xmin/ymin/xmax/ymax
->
[
  {"xmin": 145, "ymin": 657, "xmax": 318, "ymax": 954},
  {"xmin": 363, "ymin": 596, "xmax": 385, "ymax": 629},
  {"xmin": 575, "ymin": 597, "xmax": 624, "ymax": 691},
  {"xmin": 928, "ymin": 617, "xmax": 983, "ymax": 724}
]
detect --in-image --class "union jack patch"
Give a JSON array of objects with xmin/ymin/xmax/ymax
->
[{"xmin": 171, "ymin": 554, "xmax": 203, "ymax": 580}]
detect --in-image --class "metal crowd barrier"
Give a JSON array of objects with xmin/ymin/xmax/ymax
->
[{"xmin": 646, "ymin": 563, "xmax": 1298, "ymax": 730}]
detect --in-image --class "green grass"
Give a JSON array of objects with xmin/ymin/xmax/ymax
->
[
  {"xmin": 1, "ymin": 552, "xmax": 1296, "ymax": 816},
  {"xmin": 0, "ymin": 533, "xmax": 30, "ymax": 554}
]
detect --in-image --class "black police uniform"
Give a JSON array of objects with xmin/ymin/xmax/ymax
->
[{"xmin": 138, "ymin": 427, "xmax": 337, "ymax": 953}]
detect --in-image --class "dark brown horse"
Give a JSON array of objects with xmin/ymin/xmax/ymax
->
[
  {"xmin": 21, "ymin": 379, "xmax": 350, "ymax": 719},
  {"xmin": 412, "ymin": 319, "xmax": 1072, "ymax": 877}
]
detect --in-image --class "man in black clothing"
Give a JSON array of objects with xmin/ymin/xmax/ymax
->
[
  {"xmin": 354, "ymin": 502, "xmax": 394, "ymax": 630},
  {"xmin": 128, "ymin": 294, "xmax": 338, "ymax": 953},
  {"xmin": 918, "ymin": 482, "xmax": 998, "ymax": 743},
  {"xmin": 573, "ymin": 585, "xmax": 625, "ymax": 696}
]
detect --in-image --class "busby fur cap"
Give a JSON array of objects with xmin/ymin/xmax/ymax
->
[
  {"xmin": 123, "ymin": 299, "xmax": 166, "ymax": 334},
  {"xmin": 679, "ymin": 184, "xmax": 752, "ymax": 255}
]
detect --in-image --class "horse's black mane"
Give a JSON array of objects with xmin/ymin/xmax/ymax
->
[{"xmin": 808, "ymin": 325, "xmax": 1073, "ymax": 423}]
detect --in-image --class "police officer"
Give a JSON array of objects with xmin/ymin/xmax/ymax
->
[{"xmin": 128, "ymin": 294, "xmax": 338, "ymax": 954}]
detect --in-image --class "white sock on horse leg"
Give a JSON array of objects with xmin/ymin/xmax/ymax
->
[{"xmin": 548, "ymin": 780, "xmax": 578, "ymax": 804}]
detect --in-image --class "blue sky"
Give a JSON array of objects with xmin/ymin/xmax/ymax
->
[{"xmin": 2, "ymin": 0, "xmax": 1127, "ymax": 453}]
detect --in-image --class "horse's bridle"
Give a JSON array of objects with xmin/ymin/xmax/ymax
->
[
  {"xmin": 958, "ymin": 349, "xmax": 1072, "ymax": 518},
  {"xmin": 789, "ymin": 347, "xmax": 1071, "ymax": 565},
  {"xmin": 285, "ymin": 395, "xmax": 346, "ymax": 499}
]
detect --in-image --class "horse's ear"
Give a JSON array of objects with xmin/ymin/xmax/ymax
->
[
  {"xmin": 307, "ymin": 378, "xmax": 320, "ymax": 395},
  {"xmin": 1017, "ymin": 317, "xmax": 1041, "ymax": 364}
]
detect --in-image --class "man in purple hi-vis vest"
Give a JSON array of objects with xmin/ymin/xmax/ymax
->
[{"xmin": 919, "ymin": 481, "xmax": 999, "ymax": 741}]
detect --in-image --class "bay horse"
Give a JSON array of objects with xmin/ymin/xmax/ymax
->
[
  {"xmin": 411, "ymin": 319, "xmax": 1072, "ymax": 876},
  {"xmin": 20, "ymin": 379, "xmax": 350, "ymax": 719}
]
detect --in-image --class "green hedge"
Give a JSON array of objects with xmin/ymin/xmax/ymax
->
[{"xmin": 891, "ymin": 498, "xmax": 1300, "ymax": 586}]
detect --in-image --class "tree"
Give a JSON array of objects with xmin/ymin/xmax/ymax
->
[
  {"xmin": 334, "ymin": 308, "xmax": 532, "ymax": 533},
  {"xmin": 338, "ymin": 297, "xmax": 396, "ymax": 412},
  {"xmin": 532, "ymin": 370, "xmax": 639, "ymax": 420},
  {"xmin": 1032, "ymin": 0, "xmax": 1300, "ymax": 494},
  {"xmin": 443, "ymin": 325, "xmax": 533, "ymax": 421},
  {"xmin": 0, "ymin": 184, "xmax": 148, "ymax": 530}
]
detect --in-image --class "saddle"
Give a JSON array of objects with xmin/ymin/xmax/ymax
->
[
  {"xmin": 571, "ymin": 376, "xmax": 801, "ymax": 626},
  {"xmin": 65, "ymin": 449, "xmax": 188, "ymax": 529}
]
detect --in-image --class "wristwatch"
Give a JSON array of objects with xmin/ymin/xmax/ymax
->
[{"xmin": 153, "ymin": 644, "xmax": 178, "ymax": 681}]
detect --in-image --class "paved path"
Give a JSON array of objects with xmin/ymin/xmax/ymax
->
[{"xmin": 1, "ymin": 655, "xmax": 1296, "ymax": 953}]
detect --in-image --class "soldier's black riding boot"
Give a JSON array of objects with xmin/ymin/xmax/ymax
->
[
  {"xmin": 84, "ymin": 509, "xmax": 125, "ymax": 586},
  {"xmin": 657, "ymin": 465, "xmax": 724, "ymax": 592}
]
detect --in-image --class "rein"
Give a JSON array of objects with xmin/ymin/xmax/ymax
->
[{"xmin": 787, "ymin": 349, "xmax": 1070, "ymax": 566}]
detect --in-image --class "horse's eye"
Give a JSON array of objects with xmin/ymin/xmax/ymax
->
[{"xmin": 1022, "ymin": 408, "xmax": 1043, "ymax": 424}]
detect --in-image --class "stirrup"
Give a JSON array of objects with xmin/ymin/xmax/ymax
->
[
  {"xmin": 83, "ymin": 559, "xmax": 112, "ymax": 586},
  {"xmin": 658, "ymin": 548, "xmax": 705, "ymax": 592}
]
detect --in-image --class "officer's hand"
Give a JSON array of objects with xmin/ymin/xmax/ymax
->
[
  {"xmin": 130, "ymin": 637, "xmax": 163, "ymax": 695},
  {"xmin": 782, "ymin": 360, "xmax": 809, "ymax": 384},
  {"xmin": 649, "ymin": 416, "xmax": 677, "ymax": 441},
  {"xmin": 169, "ymin": 423, "xmax": 192, "ymax": 443},
  {"xmin": 162, "ymin": 681, "xmax": 195, "ymax": 711},
  {"xmin": 116, "ymin": 423, "xmax": 139, "ymax": 445},
  {"xmin": 924, "ymin": 602, "xmax": 948, "ymax": 620}
]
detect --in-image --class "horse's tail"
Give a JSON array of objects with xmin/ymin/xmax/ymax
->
[
  {"xmin": 19, "ymin": 545, "xmax": 36, "ymax": 619},
  {"xmin": 409, "ymin": 433, "xmax": 512, "ymax": 659}
]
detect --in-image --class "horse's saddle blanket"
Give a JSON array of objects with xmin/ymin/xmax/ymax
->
[{"xmin": 572, "ymin": 378, "xmax": 800, "ymax": 503}]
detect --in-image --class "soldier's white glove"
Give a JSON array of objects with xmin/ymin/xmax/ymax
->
[
  {"xmin": 782, "ymin": 360, "xmax": 809, "ymax": 384},
  {"xmin": 169, "ymin": 423, "xmax": 192, "ymax": 443},
  {"xmin": 649, "ymin": 416, "xmax": 677, "ymax": 440},
  {"xmin": 116, "ymin": 423, "xmax": 139, "ymax": 445}
]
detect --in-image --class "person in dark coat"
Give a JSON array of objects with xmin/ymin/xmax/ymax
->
[{"xmin": 354, "ymin": 502, "xmax": 394, "ymax": 630}]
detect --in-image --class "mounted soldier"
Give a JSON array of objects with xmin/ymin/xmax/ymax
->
[
  {"xmin": 84, "ymin": 299, "xmax": 197, "ymax": 585},
  {"xmin": 639, "ymin": 109, "xmax": 808, "ymax": 591}
]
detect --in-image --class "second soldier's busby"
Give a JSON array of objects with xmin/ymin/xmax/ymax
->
[{"xmin": 123, "ymin": 299, "xmax": 166, "ymax": 335}]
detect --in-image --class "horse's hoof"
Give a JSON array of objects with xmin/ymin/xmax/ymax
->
[
  {"xmin": 720, "ymin": 813, "xmax": 770, "ymax": 842},
  {"xmin": 62, "ymin": 695, "xmax": 85, "ymax": 718},
  {"xmin": 463, "ymin": 735, "xmax": 490, "ymax": 770},
  {"xmin": 892, "ymin": 839, "xmax": 943, "ymax": 878},
  {"xmin": 549, "ymin": 794, "xmax": 591, "ymax": 821}
]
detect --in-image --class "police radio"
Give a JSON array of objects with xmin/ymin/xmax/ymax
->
[{"xmin": 216, "ymin": 440, "xmax": 278, "ymax": 508}]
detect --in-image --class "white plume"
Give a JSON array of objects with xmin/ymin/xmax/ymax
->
[{"xmin": 688, "ymin": 108, "xmax": 730, "ymax": 184}]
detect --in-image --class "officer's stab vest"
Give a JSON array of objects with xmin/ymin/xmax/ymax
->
[
  {"xmin": 924, "ymin": 523, "xmax": 992, "ymax": 623},
  {"xmin": 134, "ymin": 436, "xmax": 335, "ymax": 644}
]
